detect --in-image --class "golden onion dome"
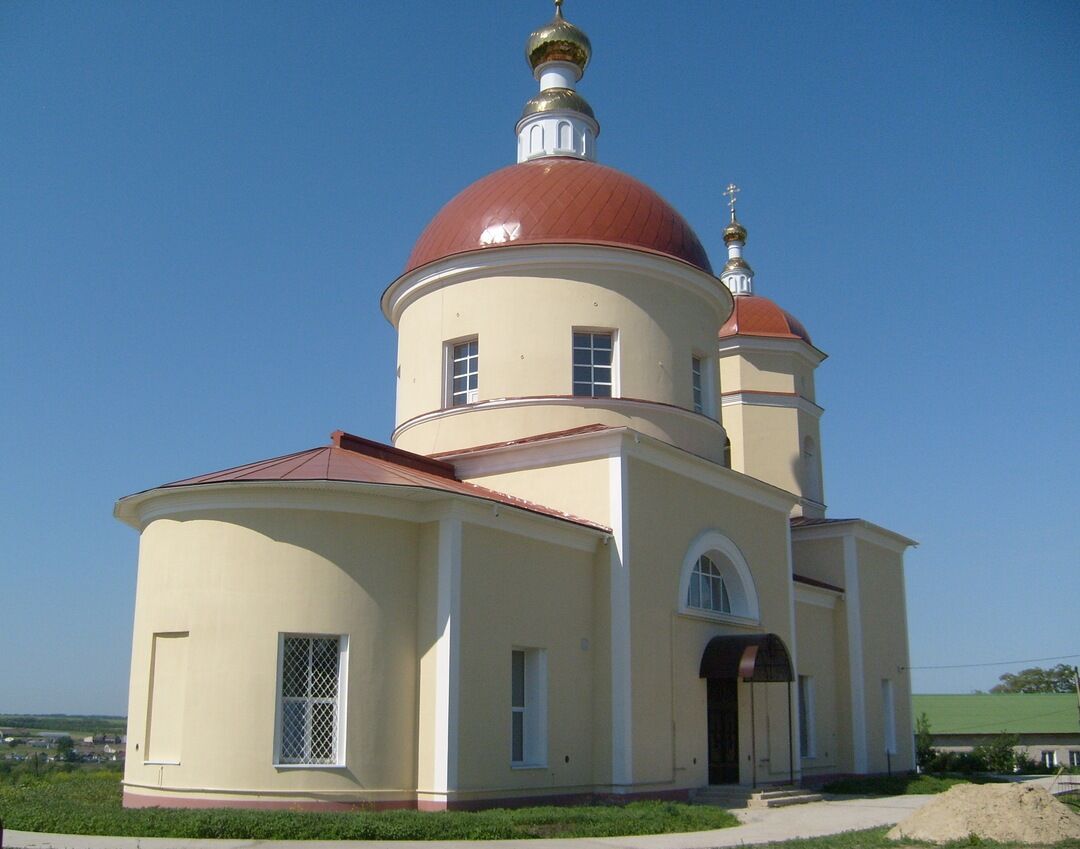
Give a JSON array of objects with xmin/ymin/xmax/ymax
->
[
  {"xmin": 723, "ymin": 256, "xmax": 753, "ymax": 274},
  {"xmin": 526, "ymin": 8, "xmax": 591, "ymax": 74},
  {"xmin": 723, "ymin": 215, "xmax": 748, "ymax": 244},
  {"xmin": 520, "ymin": 87, "xmax": 596, "ymax": 122}
]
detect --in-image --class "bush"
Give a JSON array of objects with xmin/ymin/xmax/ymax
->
[
  {"xmin": 914, "ymin": 712, "xmax": 937, "ymax": 771},
  {"xmin": 971, "ymin": 733, "xmax": 1020, "ymax": 774}
]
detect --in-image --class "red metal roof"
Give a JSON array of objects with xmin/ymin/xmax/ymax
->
[
  {"xmin": 719, "ymin": 294, "xmax": 812, "ymax": 344},
  {"xmin": 150, "ymin": 430, "xmax": 608, "ymax": 533},
  {"xmin": 405, "ymin": 157, "xmax": 713, "ymax": 274}
]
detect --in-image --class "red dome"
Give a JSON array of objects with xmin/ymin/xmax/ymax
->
[
  {"xmin": 719, "ymin": 294, "xmax": 812, "ymax": 344},
  {"xmin": 405, "ymin": 158, "xmax": 713, "ymax": 274}
]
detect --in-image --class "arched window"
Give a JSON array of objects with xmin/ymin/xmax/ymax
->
[
  {"xmin": 557, "ymin": 120, "xmax": 572, "ymax": 151},
  {"xmin": 679, "ymin": 531, "xmax": 759, "ymax": 622},
  {"xmin": 688, "ymin": 554, "xmax": 731, "ymax": 613}
]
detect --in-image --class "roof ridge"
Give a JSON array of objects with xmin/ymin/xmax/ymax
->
[{"xmin": 330, "ymin": 430, "xmax": 457, "ymax": 479}]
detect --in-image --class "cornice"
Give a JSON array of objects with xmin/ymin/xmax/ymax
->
[
  {"xmin": 114, "ymin": 480, "xmax": 604, "ymax": 553},
  {"xmin": 392, "ymin": 395, "xmax": 724, "ymax": 443},
  {"xmin": 717, "ymin": 334, "xmax": 827, "ymax": 366},
  {"xmin": 381, "ymin": 243, "xmax": 732, "ymax": 327},
  {"xmin": 794, "ymin": 583, "xmax": 841, "ymax": 609},
  {"xmin": 721, "ymin": 390, "xmax": 824, "ymax": 419},
  {"xmin": 790, "ymin": 518, "xmax": 917, "ymax": 554}
]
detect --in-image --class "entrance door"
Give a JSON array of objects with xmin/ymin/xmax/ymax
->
[{"xmin": 707, "ymin": 677, "xmax": 739, "ymax": 784}]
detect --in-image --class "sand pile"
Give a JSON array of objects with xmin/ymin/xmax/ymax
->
[{"xmin": 887, "ymin": 783, "xmax": 1080, "ymax": 844}]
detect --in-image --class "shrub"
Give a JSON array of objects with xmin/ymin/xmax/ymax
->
[
  {"xmin": 971, "ymin": 733, "xmax": 1020, "ymax": 774},
  {"xmin": 914, "ymin": 712, "xmax": 936, "ymax": 770}
]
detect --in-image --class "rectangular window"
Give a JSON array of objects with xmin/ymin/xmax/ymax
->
[
  {"xmin": 798, "ymin": 675, "xmax": 815, "ymax": 758},
  {"xmin": 277, "ymin": 634, "xmax": 347, "ymax": 766},
  {"xmin": 1069, "ymin": 751, "xmax": 1080, "ymax": 767},
  {"xmin": 510, "ymin": 647, "xmax": 547, "ymax": 767},
  {"xmin": 881, "ymin": 679, "xmax": 896, "ymax": 755},
  {"xmin": 572, "ymin": 331, "xmax": 613, "ymax": 397},
  {"xmin": 448, "ymin": 339, "xmax": 479, "ymax": 407},
  {"xmin": 691, "ymin": 356, "xmax": 704, "ymax": 414},
  {"xmin": 1042, "ymin": 750, "xmax": 1058, "ymax": 769}
]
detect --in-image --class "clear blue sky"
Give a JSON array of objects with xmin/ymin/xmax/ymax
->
[{"xmin": 1, "ymin": 1, "xmax": 1077, "ymax": 714}]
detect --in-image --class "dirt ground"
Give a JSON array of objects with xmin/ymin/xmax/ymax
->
[{"xmin": 887, "ymin": 782, "xmax": 1080, "ymax": 845}]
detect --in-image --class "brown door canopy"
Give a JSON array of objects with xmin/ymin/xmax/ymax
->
[{"xmin": 699, "ymin": 634, "xmax": 794, "ymax": 683}]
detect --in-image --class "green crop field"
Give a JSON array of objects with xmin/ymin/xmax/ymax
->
[{"xmin": 0, "ymin": 714, "xmax": 127, "ymax": 736}]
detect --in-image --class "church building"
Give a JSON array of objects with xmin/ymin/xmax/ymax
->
[{"xmin": 117, "ymin": 4, "xmax": 916, "ymax": 811}]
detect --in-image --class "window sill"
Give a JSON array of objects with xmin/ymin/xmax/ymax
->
[
  {"xmin": 143, "ymin": 760, "xmax": 180, "ymax": 766},
  {"xmin": 511, "ymin": 763, "xmax": 548, "ymax": 771},
  {"xmin": 273, "ymin": 763, "xmax": 347, "ymax": 770}
]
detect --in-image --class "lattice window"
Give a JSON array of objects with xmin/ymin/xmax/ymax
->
[
  {"xmin": 278, "ymin": 635, "xmax": 343, "ymax": 765},
  {"xmin": 688, "ymin": 554, "xmax": 731, "ymax": 613},
  {"xmin": 450, "ymin": 339, "xmax": 479, "ymax": 406},
  {"xmin": 691, "ymin": 356, "xmax": 704, "ymax": 414},
  {"xmin": 572, "ymin": 331, "xmax": 613, "ymax": 397}
]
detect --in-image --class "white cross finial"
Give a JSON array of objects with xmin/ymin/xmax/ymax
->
[{"xmin": 723, "ymin": 183, "xmax": 740, "ymax": 216}]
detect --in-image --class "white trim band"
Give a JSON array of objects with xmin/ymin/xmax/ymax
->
[{"xmin": 394, "ymin": 395, "xmax": 723, "ymax": 443}]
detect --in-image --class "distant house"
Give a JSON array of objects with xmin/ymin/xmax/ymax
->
[{"xmin": 914, "ymin": 694, "xmax": 1080, "ymax": 768}]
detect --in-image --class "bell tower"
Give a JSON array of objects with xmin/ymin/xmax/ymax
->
[{"xmin": 716, "ymin": 186, "xmax": 827, "ymax": 517}]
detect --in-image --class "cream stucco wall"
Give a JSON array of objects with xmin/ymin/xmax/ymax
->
[
  {"xmin": 392, "ymin": 267, "xmax": 728, "ymax": 460},
  {"xmin": 452, "ymin": 524, "xmax": 600, "ymax": 797},
  {"xmin": 719, "ymin": 349, "xmax": 817, "ymax": 402},
  {"xmin": 718, "ymin": 343, "xmax": 825, "ymax": 513},
  {"xmin": 625, "ymin": 457, "xmax": 798, "ymax": 789},
  {"xmin": 856, "ymin": 539, "xmax": 915, "ymax": 774},
  {"xmin": 791, "ymin": 537, "xmax": 845, "ymax": 588},
  {"xmin": 466, "ymin": 458, "xmax": 611, "ymax": 528},
  {"xmin": 124, "ymin": 508, "xmax": 422, "ymax": 805},
  {"xmin": 793, "ymin": 597, "xmax": 845, "ymax": 777}
]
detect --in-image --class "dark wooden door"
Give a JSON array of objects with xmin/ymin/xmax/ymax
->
[{"xmin": 707, "ymin": 677, "xmax": 739, "ymax": 784}]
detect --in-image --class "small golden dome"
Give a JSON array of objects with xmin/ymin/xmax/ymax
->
[
  {"xmin": 723, "ymin": 215, "xmax": 747, "ymax": 244},
  {"xmin": 520, "ymin": 88, "xmax": 596, "ymax": 122},
  {"xmin": 724, "ymin": 256, "xmax": 753, "ymax": 274},
  {"xmin": 526, "ymin": 7, "xmax": 591, "ymax": 74}
]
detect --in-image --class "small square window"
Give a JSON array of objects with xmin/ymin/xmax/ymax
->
[
  {"xmin": 691, "ymin": 356, "xmax": 704, "ymax": 414},
  {"xmin": 1069, "ymin": 751, "xmax": 1080, "ymax": 767},
  {"xmin": 1042, "ymin": 750, "xmax": 1058, "ymax": 768},
  {"xmin": 447, "ymin": 339, "xmax": 478, "ymax": 407},
  {"xmin": 572, "ymin": 332, "xmax": 614, "ymax": 397}
]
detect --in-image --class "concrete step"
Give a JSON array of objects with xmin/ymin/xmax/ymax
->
[{"xmin": 747, "ymin": 788, "xmax": 824, "ymax": 808}]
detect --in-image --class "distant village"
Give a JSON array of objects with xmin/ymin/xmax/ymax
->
[{"xmin": 2, "ymin": 726, "xmax": 126, "ymax": 765}]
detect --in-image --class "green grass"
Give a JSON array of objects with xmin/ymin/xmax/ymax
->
[
  {"xmin": 822, "ymin": 773, "xmax": 1008, "ymax": 796},
  {"xmin": 0, "ymin": 770, "xmax": 739, "ymax": 839},
  {"xmin": 753, "ymin": 825, "xmax": 1080, "ymax": 848}
]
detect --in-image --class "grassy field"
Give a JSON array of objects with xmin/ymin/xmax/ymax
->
[{"xmin": 0, "ymin": 770, "xmax": 739, "ymax": 839}]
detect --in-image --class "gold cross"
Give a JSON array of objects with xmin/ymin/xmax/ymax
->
[{"xmin": 723, "ymin": 183, "xmax": 741, "ymax": 214}]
